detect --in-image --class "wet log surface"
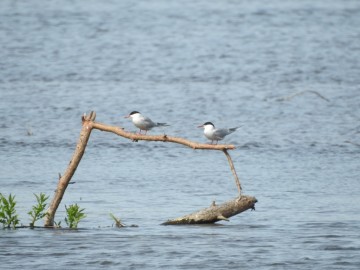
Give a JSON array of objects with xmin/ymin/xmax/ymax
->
[{"xmin": 162, "ymin": 195, "xmax": 257, "ymax": 225}]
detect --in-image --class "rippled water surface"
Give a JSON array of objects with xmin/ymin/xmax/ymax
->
[{"xmin": 1, "ymin": 0, "xmax": 360, "ymax": 269}]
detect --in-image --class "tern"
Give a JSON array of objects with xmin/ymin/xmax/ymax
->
[
  {"xmin": 124, "ymin": 111, "xmax": 169, "ymax": 134},
  {"xmin": 198, "ymin": 122, "xmax": 239, "ymax": 144}
]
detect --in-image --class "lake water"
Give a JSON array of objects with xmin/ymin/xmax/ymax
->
[{"xmin": 1, "ymin": 0, "xmax": 360, "ymax": 269}]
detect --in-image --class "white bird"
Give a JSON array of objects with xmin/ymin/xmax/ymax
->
[
  {"xmin": 124, "ymin": 111, "xmax": 169, "ymax": 134},
  {"xmin": 198, "ymin": 122, "xmax": 239, "ymax": 144}
]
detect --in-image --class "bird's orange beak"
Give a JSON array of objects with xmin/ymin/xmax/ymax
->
[
  {"xmin": 124, "ymin": 115, "xmax": 130, "ymax": 118},
  {"xmin": 197, "ymin": 124, "xmax": 204, "ymax": 128}
]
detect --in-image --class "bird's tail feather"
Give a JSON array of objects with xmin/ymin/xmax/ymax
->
[
  {"xmin": 156, "ymin": 122, "xmax": 170, "ymax": 127},
  {"xmin": 229, "ymin": 126, "xmax": 241, "ymax": 132}
]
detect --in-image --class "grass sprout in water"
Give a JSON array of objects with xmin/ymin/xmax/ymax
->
[
  {"xmin": 109, "ymin": 213, "xmax": 125, "ymax": 228},
  {"xmin": 0, "ymin": 193, "xmax": 20, "ymax": 229},
  {"xmin": 54, "ymin": 220, "xmax": 62, "ymax": 228},
  {"xmin": 65, "ymin": 204, "xmax": 86, "ymax": 229},
  {"xmin": 28, "ymin": 193, "xmax": 49, "ymax": 228}
]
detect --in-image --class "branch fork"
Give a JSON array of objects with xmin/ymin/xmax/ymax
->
[{"xmin": 44, "ymin": 111, "xmax": 255, "ymax": 227}]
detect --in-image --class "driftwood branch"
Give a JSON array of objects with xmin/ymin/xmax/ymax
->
[
  {"xmin": 91, "ymin": 121, "xmax": 235, "ymax": 150},
  {"xmin": 162, "ymin": 195, "xmax": 257, "ymax": 225},
  {"xmin": 44, "ymin": 112, "xmax": 96, "ymax": 226},
  {"xmin": 223, "ymin": 149, "xmax": 242, "ymax": 195},
  {"xmin": 44, "ymin": 111, "xmax": 248, "ymax": 227}
]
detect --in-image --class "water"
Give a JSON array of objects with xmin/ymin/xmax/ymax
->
[{"xmin": 1, "ymin": 0, "xmax": 360, "ymax": 269}]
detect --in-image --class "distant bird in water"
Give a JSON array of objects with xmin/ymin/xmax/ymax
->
[
  {"xmin": 124, "ymin": 111, "xmax": 169, "ymax": 135},
  {"xmin": 198, "ymin": 122, "xmax": 239, "ymax": 144}
]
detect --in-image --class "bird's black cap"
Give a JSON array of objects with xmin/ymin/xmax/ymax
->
[
  {"xmin": 129, "ymin": 111, "xmax": 140, "ymax": 115},
  {"xmin": 203, "ymin": 122, "xmax": 214, "ymax": 126}
]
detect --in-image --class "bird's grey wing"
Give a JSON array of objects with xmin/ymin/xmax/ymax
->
[
  {"xmin": 213, "ymin": 129, "xmax": 230, "ymax": 139},
  {"xmin": 142, "ymin": 116, "xmax": 157, "ymax": 129}
]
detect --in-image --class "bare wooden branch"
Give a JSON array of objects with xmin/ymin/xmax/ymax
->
[
  {"xmin": 223, "ymin": 149, "xmax": 242, "ymax": 195},
  {"xmin": 44, "ymin": 112, "xmax": 240, "ymax": 227},
  {"xmin": 45, "ymin": 116, "xmax": 94, "ymax": 227},
  {"xmin": 91, "ymin": 121, "xmax": 236, "ymax": 150},
  {"xmin": 276, "ymin": 90, "xmax": 330, "ymax": 102},
  {"xmin": 162, "ymin": 195, "xmax": 257, "ymax": 225}
]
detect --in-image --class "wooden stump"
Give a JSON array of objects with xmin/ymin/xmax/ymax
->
[{"xmin": 162, "ymin": 195, "xmax": 257, "ymax": 225}]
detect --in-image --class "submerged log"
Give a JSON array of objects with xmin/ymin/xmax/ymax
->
[{"xmin": 162, "ymin": 195, "xmax": 257, "ymax": 225}]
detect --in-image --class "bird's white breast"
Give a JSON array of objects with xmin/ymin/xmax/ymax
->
[{"xmin": 204, "ymin": 125, "xmax": 216, "ymax": 140}]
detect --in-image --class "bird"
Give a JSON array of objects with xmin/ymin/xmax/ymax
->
[
  {"xmin": 198, "ymin": 122, "xmax": 239, "ymax": 144},
  {"xmin": 124, "ymin": 111, "xmax": 169, "ymax": 134}
]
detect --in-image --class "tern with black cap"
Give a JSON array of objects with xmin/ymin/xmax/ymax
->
[
  {"xmin": 125, "ymin": 111, "xmax": 169, "ymax": 134},
  {"xmin": 198, "ymin": 122, "xmax": 239, "ymax": 144}
]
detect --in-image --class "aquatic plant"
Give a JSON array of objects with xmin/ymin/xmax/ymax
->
[
  {"xmin": 28, "ymin": 193, "xmax": 49, "ymax": 228},
  {"xmin": 54, "ymin": 220, "xmax": 62, "ymax": 228},
  {"xmin": 109, "ymin": 213, "xmax": 125, "ymax": 228},
  {"xmin": 0, "ymin": 193, "xmax": 20, "ymax": 229},
  {"xmin": 65, "ymin": 204, "xmax": 86, "ymax": 229}
]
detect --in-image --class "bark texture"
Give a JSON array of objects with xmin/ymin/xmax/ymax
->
[
  {"xmin": 162, "ymin": 195, "xmax": 257, "ymax": 225},
  {"xmin": 44, "ymin": 112, "xmax": 96, "ymax": 226}
]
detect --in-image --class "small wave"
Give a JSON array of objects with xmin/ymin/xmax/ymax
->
[
  {"xmin": 238, "ymin": 141, "xmax": 264, "ymax": 149},
  {"xmin": 323, "ymin": 245, "xmax": 360, "ymax": 251}
]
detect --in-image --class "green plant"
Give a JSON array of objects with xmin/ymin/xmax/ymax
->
[
  {"xmin": 109, "ymin": 213, "xmax": 125, "ymax": 228},
  {"xmin": 0, "ymin": 193, "xmax": 20, "ymax": 229},
  {"xmin": 28, "ymin": 193, "xmax": 49, "ymax": 228},
  {"xmin": 54, "ymin": 220, "xmax": 62, "ymax": 228},
  {"xmin": 65, "ymin": 204, "xmax": 86, "ymax": 229}
]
